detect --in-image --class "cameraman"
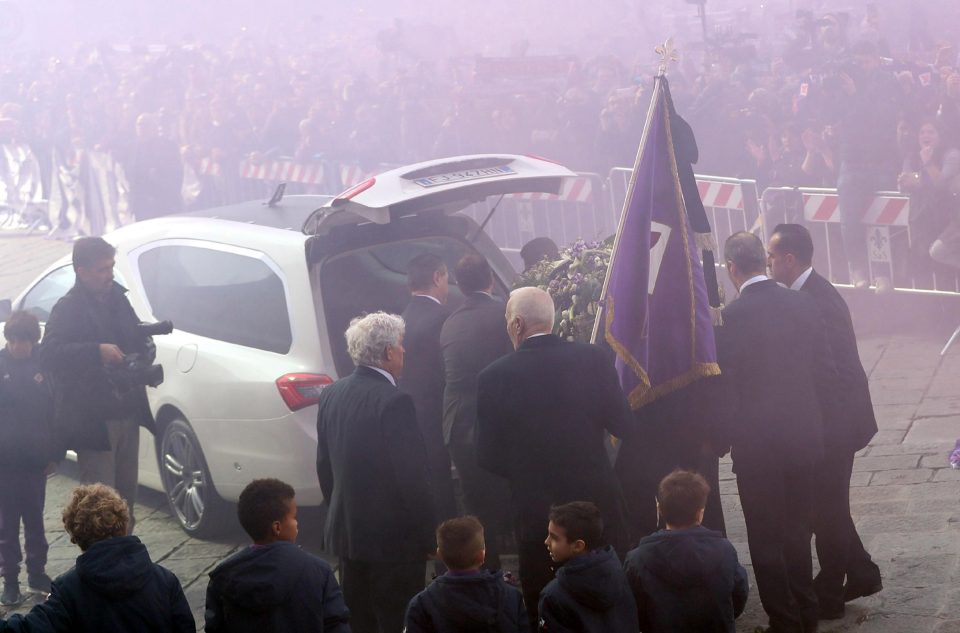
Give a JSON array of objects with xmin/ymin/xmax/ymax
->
[{"xmin": 41, "ymin": 237, "xmax": 155, "ymax": 531}]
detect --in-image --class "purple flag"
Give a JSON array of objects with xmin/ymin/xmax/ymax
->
[{"xmin": 600, "ymin": 77, "xmax": 719, "ymax": 409}]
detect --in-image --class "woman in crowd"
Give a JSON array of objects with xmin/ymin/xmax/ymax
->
[{"xmin": 897, "ymin": 119, "xmax": 960, "ymax": 285}]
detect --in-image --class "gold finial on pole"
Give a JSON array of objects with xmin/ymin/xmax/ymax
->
[{"xmin": 654, "ymin": 38, "xmax": 679, "ymax": 77}]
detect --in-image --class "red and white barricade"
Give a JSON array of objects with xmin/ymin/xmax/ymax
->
[
  {"xmin": 240, "ymin": 159, "xmax": 326, "ymax": 185},
  {"xmin": 800, "ymin": 188, "xmax": 910, "ymax": 226}
]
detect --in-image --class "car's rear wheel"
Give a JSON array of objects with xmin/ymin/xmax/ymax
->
[{"xmin": 158, "ymin": 417, "xmax": 230, "ymax": 537}]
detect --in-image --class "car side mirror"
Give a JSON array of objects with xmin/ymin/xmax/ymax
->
[{"xmin": 0, "ymin": 299, "xmax": 10, "ymax": 321}]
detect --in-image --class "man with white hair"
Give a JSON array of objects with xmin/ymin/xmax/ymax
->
[
  {"xmin": 316, "ymin": 312, "xmax": 434, "ymax": 633},
  {"xmin": 476, "ymin": 287, "xmax": 634, "ymax": 629}
]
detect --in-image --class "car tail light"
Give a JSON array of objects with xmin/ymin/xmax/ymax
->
[
  {"xmin": 276, "ymin": 373, "xmax": 333, "ymax": 411},
  {"xmin": 336, "ymin": 177, "xmax": 376, "ymax": 201}
]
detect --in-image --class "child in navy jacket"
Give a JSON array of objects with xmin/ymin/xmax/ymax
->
[{"xmin": 623, "ymin": 470, "xmax": 749, "ymax": 633}]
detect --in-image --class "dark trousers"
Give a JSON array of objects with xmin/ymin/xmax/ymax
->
[
  {"xmin": 518, "ymin": 539, "xmax": 555, "ymax": 632},
  {"xmin": 448, "ymin": 441, "xmax": 512, "ymax": 571},
  {"xmin": 813, "ymin": 450, "xmax": 881, "ymax": 611},
  {"xmin": 736, "ymin": 458, "xmax": 818, "ymax": 633},
  {"xmin": 617, "ymin": 429, "xmax": 725, "ymax": 545},
  {"xmin": 340, "ymin": 558, "xmax": 425, "ymax": 633},
  {"xmin": 0, "ymin": 468, "xmax": 48, "ymax": 581}
]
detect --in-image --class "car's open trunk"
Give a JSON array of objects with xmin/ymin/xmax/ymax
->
[{"xmin": 307, "ymin": 214, "xmax": 512, "ymax": 378}]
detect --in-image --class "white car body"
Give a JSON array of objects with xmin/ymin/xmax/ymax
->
[{"xmin": 3, "ymin": 154, "xmax": 576, "ymax": 535}]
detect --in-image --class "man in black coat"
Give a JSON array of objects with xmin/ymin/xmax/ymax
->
[
  {"xmin": 40, "ymin": 237, "xmax": 155, "ymax": 530},
  {"xmin": 767, "ymin": 224, "xmax": 882, "ymax": 618},
  {"xmin": 715, "ymin": 232, "xmax": 838, "ymax": 633},
  {"xmin": 438, "ymin": 254, "xmax": 513, "ymax": 571},
  {"xmin": 399, "ymin": 254, "xmax": 457, "ymax": 527},
  {"xmin": 125, "ymin": 113, "xmax": 184, "ymax": 221},
  {"xmin": 316, "ymin": 311, "xmax": 434, "ymax": 633},
  {"xmin": 476, "ymin": 287, "xmax": 634, "ymax": 630}
]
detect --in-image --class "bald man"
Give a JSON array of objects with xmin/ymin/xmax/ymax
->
[{"xmin": 476, "ymin": 287, "xmax": 634, "ymax": 629}]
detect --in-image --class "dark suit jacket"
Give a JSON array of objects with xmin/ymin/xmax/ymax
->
[
  {"xmin": 714, "ymin": 279, "xmax": 837, "ymax": 466},
  {"xmin": 476, "ymin": 334, "xmax": 634, "ymax": 543},
  {"xmin": 800, "ymin": 270, "xmax": 877, "ymax": 453},
  {"xmin": 399, "ymin": 295, "xmax": 450, "ymax": 435},
  {"xmin": 439, "ymin": 292, "xmax": 514, "ymax": 448},
  {"xmin": 316, "ymin": 365, "xmax": 434, "ymax": 562}
]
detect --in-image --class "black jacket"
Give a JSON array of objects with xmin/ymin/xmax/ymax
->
[
  {"xmin": 799, "ymin": 270, "xmax": 877, "ymax": 453},
  {"xmin": 205, "ymin": 541, "xmax": 350, "ymax": 633},
  {"xmin": 538, "ymin": 546, "xmax": 638, "ymax": 633},
  {"xmin": 439, "ymin": 292, "xmax": 513, "ymax": 448},
  {"xmin": 1, "ymin": 536, "xmax": 194, "ymax": 633},
  {"xmin": 40, "ymin": 281, "xmax": 154, "ymax": 450},
  {"xmin": 477, "ymin": 335, "xmax": 633, "ymax": 545},
  {"xmin": 0, "ymin": 348, "xmax": 61, "ymax": 469},
  {"xmin": 404, "ymin": 570, "xmax": 529, "ymax": 633},
  {"xmin": 400, "ymin": 295, "xmax": 456, "ymax": 520},
  {"xmin": 623, "ymin": 527, "xmax": 749, "ymax": 633},
  {"xmin": 714, "ymin": 279, "xmax": 837, "ymax": 466},
  {"xmin": 316, "ymin": 365, "xmax": 435, "ymax": 562}
]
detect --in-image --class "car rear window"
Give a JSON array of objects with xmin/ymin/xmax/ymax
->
[{"xmin": 138, "ymin": 245, "xmax": 292, "ymax": 354}]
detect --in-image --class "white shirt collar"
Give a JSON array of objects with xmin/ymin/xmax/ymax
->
[
  {"xmin": 790, "ymin": 267, "xmax": 814, "ymax": 291},
  {"xmin": 364, "ymin": 365, "xmax": 397, "ymax": 386},
  {"xmin": 739, "ymin": 274, "xmax": 769, "ymax": 292},
  {"xmin": 412, "ymin": 293, "xmax": 442, "ymax": 305},
  {"xmin": 526, "ymin": 332, "xmax": 552, "ymax": 339}
]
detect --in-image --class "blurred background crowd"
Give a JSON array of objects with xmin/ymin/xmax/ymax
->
[{"xmin": 0, "ymin": 0, "xmax": 957, "ymax": 216}]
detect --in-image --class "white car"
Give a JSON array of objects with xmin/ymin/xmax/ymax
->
[{"xmin": 1, "ymin": 155, "xmax": 575, "ymax": 536}]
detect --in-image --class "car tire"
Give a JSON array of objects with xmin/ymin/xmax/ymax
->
[{"xmin": 158, "ymin": 417, "xmax": 230, "ymax": 538}]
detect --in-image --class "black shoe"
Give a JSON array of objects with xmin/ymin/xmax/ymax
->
[
  {"xmin": 844, "ymin": 578, "xmax": 882, "ymax": 602},
  {"xmin": 27, "ymin": 572, "xmax": 52, "ymax": 593},
  {"xmin": 0, "ymin": 580, "xmax": 23, "ymax": 606}
]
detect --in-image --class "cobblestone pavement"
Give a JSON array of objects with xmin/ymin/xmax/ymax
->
[{"xmin": 1, "ymin": 234, "xmax": 959, "ymax": 632}]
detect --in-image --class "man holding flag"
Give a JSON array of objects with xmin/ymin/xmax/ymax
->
[{"xmin": 594, "ymin": 71, "xmax": 725, "ymax": 543}]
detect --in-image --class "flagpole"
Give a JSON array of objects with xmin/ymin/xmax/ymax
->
[{"xmin": 589, "ymin": 69, "xmax": 666, "ymax": 345}]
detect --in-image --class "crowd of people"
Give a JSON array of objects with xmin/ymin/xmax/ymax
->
[{"xmin": 1, "ymin": 225, "xmax": 882, "ymax": 632}]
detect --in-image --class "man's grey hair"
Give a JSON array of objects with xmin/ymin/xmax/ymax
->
[
  {"xmin": 508, "ymin": 287, "xmax": 556, "ymax": 331},
  {"xmin": 724, "ymin": 231, "xmax": 767, "ymax": 276},
  {"xmin": 345, "ymin": 312, "xmax": 405, "ymax": 367}
]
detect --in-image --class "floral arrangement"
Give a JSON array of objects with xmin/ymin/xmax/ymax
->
[{"xmin": 514, "ymin": 238, "xmax": 614, "ymax": 342}]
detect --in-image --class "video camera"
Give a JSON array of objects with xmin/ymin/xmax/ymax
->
[{"xmin": 108, "ymin": 320, "xmax": 173, "ymax": 391}]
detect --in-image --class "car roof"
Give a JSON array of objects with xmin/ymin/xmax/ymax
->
[{"xmin": 176, "ymin": 194, "xmax": 334, "ymax": 230}]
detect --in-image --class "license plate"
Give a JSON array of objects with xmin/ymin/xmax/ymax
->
[{"xmin": 414, "ymin": 165, "xmax": 515, "ymax": 188}]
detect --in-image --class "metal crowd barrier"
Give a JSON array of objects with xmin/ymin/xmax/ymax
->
[{"xmin": 761, "ymin": 186, "xmax": 960, "ymax": 294}]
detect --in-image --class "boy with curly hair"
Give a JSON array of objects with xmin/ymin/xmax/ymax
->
[
  {"xmin": 205, "ymin": 478, "xmax": 350, "ymax": 633},
  {"xmin": 0, "ymin": 483, "xmax": 194, "ymax": 632}
]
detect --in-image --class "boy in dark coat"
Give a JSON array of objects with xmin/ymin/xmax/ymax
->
[
  {"xmin": 0, "ymin": 311, "xmax": 62, "ymax": 605},
  {"xmin": 538, "ymin": 502, "xmax": 638, "ymax": 633},
  {"xmin": 0, "ymin": 483, "xmax": 194, "ymax": 633},
  {"xmin": 404, "ymin": 516, "xmax": 528, "ymax": 633},
  {"xmin": 205, "ymin": 478, "xmax": 350, "ymax": 633},
  {"xmin": 623, "ymin": 470, "xmax": 749, "ymax": 633}
]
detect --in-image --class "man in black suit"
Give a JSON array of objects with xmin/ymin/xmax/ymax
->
[
  {"xmin": 476, "ymin": 286, "xmax": 633, "ymax": 629},
  {"xmin": 716, "ymin": 232, "xmax": 838, "ymax": 633},
  {"xmin": 767, "ymin": 224, "xmax": 882, "ymax": 618},
  {"xmin": 438, "ymin": 254, "xmax": 513, "ymax": 570},
  {"xmin": 316, "ymin": 312, "xmax": 434, "ymax": 633},
  {"xmin": 399, "ymin": 254, "xmax": 457, "ymax": 526}
]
